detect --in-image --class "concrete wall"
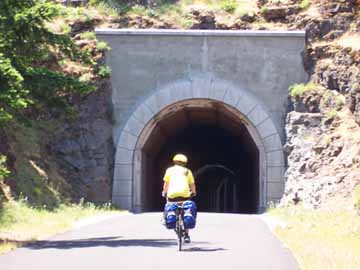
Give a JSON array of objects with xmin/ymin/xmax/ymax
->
[
  {"xmin": 96, "ymin": 29, "xmax": 308, "ymax": 145},
  {"xmin": 95, "ymin": 29, "xmax": 308, "ymax": 211}
]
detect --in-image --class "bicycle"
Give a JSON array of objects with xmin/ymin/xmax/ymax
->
[
  {"xmin": 174, "ymin": 201, "xmax": 186, "ymax": 251},
  {"xmin": 163, "ymin": 193, "xmax": 196, "ymax": 251}
]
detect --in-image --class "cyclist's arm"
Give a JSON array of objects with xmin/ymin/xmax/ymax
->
[
  {"xmin": 187, "ymin": 170, "xmax": 196, "ymax": 196},
  {"xmin": 162, "ymin": 169, "xmax": 170, "ymax": 196},
  {"xmin": 163, "ymin": 181, "xmax": 169, "ymax": 194},
  {"xmin": 190, "ymin": 183, "xmax": 196, "ymax": 196}
]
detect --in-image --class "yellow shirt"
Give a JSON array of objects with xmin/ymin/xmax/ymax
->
[{"xmin": 163, "ymin": 165, "xmax": 195, "ymax": 199}]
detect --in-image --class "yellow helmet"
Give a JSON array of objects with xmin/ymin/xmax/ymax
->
[{"xmin": 173, "ymin": 154, "xmax": 188, "ymax": 164}]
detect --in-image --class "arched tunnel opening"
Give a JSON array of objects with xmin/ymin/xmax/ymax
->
[{"xmin": 140, "ymin": 101, "xmax": 259, "ymax": 214}]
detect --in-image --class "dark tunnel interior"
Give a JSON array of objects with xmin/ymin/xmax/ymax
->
[{"xmin": 141, "ymin": 105, "xmax": 259, "ymax": 214}]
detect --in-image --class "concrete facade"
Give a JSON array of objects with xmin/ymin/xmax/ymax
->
[{"xmin": 95, "ymin": 29, "xmax": 308, "ymax": 212}]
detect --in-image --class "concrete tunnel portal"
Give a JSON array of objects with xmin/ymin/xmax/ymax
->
[
  {"xmin": 98, "ymin": 29, "xmax": 307, "ymax": 213},
  {"xmin": 137, "ymin": 100, "xmax": 260, "ymax": 214}
]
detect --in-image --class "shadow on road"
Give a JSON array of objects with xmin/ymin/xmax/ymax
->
[
  {"xmin": 27, "ymin": 236, "xmax": 225, "ymax": 252},
  {"xmin": 28, "ymin": 237, "xmax": 176, "ymax": 249},
  {"xmin": 182, "ymin": 247, "xmax": 226, "ymax": 252}
]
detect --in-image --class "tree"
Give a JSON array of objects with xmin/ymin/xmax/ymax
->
[{"xmin": 0, "ymin": 0, "xmax": 95, "ymax": 122}]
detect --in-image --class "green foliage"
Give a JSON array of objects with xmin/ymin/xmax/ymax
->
[
  {"xmin": 326, "ymin": 109, "xmax": 338, "ymax": 120},
  {"xmin": 181, "ymin": 17, "xmax": 194, "ymax": 28},
  {"xmin": 269, "ymin": 205, "xmax": 360, "ymax": 270},
  {"xmin": 79, "ymin": 73, "xmax": 92, "ymax": 82},
  {"xmin": 220, "ymin": 0, "xmax": 237, "ymax": 13},
  {"xmin": 260, "ymin": 5, "xmax": 268, "ymax": 14},
  {"xmin": 335, "ymin": 95, "xmax": 345, "ymax": 110},
  {"xmin": 289, "ymin": 82, "xmax": 317, "ymax": 98},
  {"xmin": 0, "ymin": 197, "xmax": 116, "ymax": 253},
  {"xmin": 299, "ymin": 0, "xmax": 311, "ymax": 10},
  {"xmin": 98, "ymin": 65, "xmax": 111, "ymax": 78},
  {"xmin": 0, "ymin": 0, "xmax": 95, "ymax": 123},
  {"xmin": 0, "ymin": 155, "xmax": 10, "ymax": 182},
  {"xmin": 60, "ymin": 24, "xmax": 71, "ymax": 35},
  {"xmin": 129, "ymin": 4, "xmax": 148, "ymax": 16},
  {"xmin": 80, "ymin": 31, "xmax": 97, "ymax": 40},
  {"xmin": 96, "ymin": 41, "xmax": 110, "ymax": 51},
  {"xmin": 0, "ymin": 54, "xmax": 28, "ymax": 121}
]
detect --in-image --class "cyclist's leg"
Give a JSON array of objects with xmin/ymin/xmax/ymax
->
[{"xmin": 184, "ymin": 228, "xmax": 191, "ymax": 243}]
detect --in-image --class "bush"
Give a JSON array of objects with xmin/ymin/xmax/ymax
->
[
  {"xmin": 0, "ymin": 0, "xmax": 95, "ymax": 123},
  {"xmin": 96, "ymin": 41, "xmax": 110, "ymax": 52},
  {"xmin": 289, "ymin": 82, "xmax": 317, "ymax": 98},
  {"xmin": 98, "ymin": 65, "xmax": 111, "ymax": 78},
  {"xmin": 220, "ymin": 0, "xmax": 237, "ymax": 13},
  {"xmin": 80, "ymin": 31, "xmax": 97, "ymax": 40},
  {"xmin": 326, "ymin": 109, "xmax": 338, "ymax": 120},
  {"xmin": 260, "ymin": 6, "xmax": 268, "ymax": 14},
  {"xmin": 0, "ymin": 155, "xmax": 10, "ymax": 182},
  {"xmin": 299, "ymin": 0, "xmax": 311, "ymax": 10}
]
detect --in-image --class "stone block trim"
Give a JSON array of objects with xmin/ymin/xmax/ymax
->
[
  {"xmin": 267, "ymin": 166, "xmax": 285, "ymax": 181},
  {"xmin": 266, "ymin": 150, "xmax": 285, "ymax": 167},
  {"xmin": 257, "ymin": 118, "xmax": 278, "ymax": 139},
  {"xmin": 223, "ymin": 85, "xmax": 243, "ymax": 108},
  {"xmin": 115, "ymin": 147, "xmax": 133, "ymax": 165},
  {"xmin": 267, "ymin": 182, "xmax": 285, "ymax": 198},
  {"xmin": 112, "ymin": 195, "xmax": 132, "ymax": 209},
  {"xmin": 123, "ymin": 115, "xmax": 143, "ymax": 138},
  {"xmin": 114, "ymin": 77, "xmax": 285, "ymax": 211},
  {"xmin": 236, "ymin": 91, "xmax": 258, "ymax": 116},
  {"xmin": 247, "ymin": 105, "xmax": 269, "ymax": 127},
  {"xmin": 112, "ymin": 180, "xmax": 132, "ymax": 196},
  {"xmin": 208, "ymin": 80, "xmax": 229, "ymax": 101},
  {"xmin": 171, "ymin": 81, "xmax": 193, "ymax": 102},
  {"xmin": 117, "ymin": 131, "xmax": 138, "ymax": 151},
  {"xmin": 114, "ymin": 164, "xmax": 133, "ymax": 180},
  {"xmin": 192, "ymin": 76, "xmax": 213, "ymax": 98},
  {"xmin": 263, "ymin": 134, "xmax": 283, "ymax": 152}
]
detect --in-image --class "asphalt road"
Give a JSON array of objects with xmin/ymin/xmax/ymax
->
[{"xmin": 0, "ymin": 213, "xmax": 298, "ymax": 270}]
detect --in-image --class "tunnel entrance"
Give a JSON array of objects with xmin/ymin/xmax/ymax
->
[{"xmin": 140, "ymin": 100, "xmax": 259, "ymax": 214}]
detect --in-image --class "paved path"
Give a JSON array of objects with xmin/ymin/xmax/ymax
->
[{"xmin": 0, "ymin": 213, "xmax": 298, "ymax": 270}]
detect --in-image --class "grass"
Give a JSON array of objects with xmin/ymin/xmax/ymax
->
[
  {"xmin": 96, "ymin": 41, "xmax": 110, "ymax": 51},
  {"xmin": 0, "ymin": 199, "xmax": 117, "ymax": 254},
  {"xmin": 289, "ymin": 82, "xmax": 318, "ymax": 98},
  {"xmin": 269, "ymin": 205, "xmax": 360, "ymax": 270},
  {"xmin": 80, "ymin": 31, "xmax": 97, "ymax": 40},
  {"xmin": 299, "ymin": 0, "xmax": 311, "ymax": 10},
  {"xmin": 220, "ymin": 0, "xmax": 237, "ymax": 13},
  {"xmin": 326, "ymin": 109, "xmax": 338, "ymax": 120}
]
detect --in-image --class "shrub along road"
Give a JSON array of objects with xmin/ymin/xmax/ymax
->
[{"xmin": 0, "ymin": 212, "xmax": 297, "ymax": 270}]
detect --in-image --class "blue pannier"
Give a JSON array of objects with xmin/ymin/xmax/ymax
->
[
  {"xmin": 164, "ymin": 201, "xmax": 197, "ymax": 229},
  {"xmin": 164, "ymin": 202, "xmax": 177, "ymax": 229},
  {"xmin": 183, "ymin": 201, "xmax": 197, "ymax": 229}
]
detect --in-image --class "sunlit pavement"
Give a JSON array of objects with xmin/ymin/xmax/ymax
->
[{"xmin": 0, "ymin": 213, "xmax": 298, "ymax": 270}]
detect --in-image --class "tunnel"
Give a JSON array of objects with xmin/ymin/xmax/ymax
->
[{"xmin": 139, "ymin": 100, "xmax": 260, "ymax": 214}]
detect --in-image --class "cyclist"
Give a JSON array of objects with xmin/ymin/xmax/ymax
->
[{"xmin": 162, "ymin": 153, "xmax": 196, "ymax": 243}]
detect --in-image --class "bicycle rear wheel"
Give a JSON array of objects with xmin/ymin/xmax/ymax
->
[{"xmin": 176, "ymin": 219, "xmax": 182, "ymax": 251}]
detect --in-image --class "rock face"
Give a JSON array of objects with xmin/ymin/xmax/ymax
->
[
  {"xmin": 262, "ymin": 5, "xmax": 301, "ymax": 22},
  {"xmin": 190, "ymin": 9, "xmax": 216, "ymax": 29},
  {"xmin": 53, "ymin": 79, "xmax": 114, "ymax": 203},
  {"xmin": 282, "ymin": 110, "xmax": 360, "ymax": 208}
]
